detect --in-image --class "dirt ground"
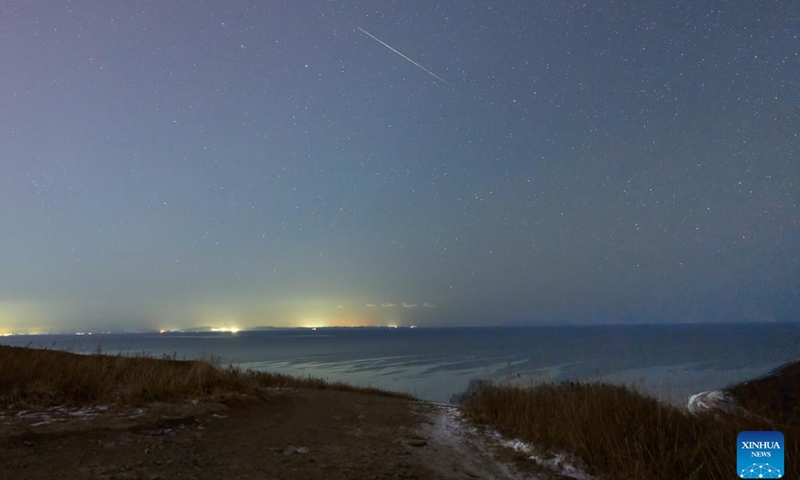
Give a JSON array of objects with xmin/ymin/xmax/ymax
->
[{"xmin": 0, "ymin": 389, "xmax": 555, "ymax": 480}]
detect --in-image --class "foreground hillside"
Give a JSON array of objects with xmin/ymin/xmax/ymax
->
[
  {"xmin": 1, "ymin": 345, "xmax": 797, "ymax": 480},
  {"xmin": 0, "ymin": 345, "xmax": 544, "ymax": 480}
]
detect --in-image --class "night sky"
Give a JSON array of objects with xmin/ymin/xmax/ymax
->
[{"xmin": 1, "ymin": 1, "xmax": 798, "ymax": 333}]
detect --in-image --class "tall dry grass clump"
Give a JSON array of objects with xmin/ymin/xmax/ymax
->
[
  {"xmin": 0, "ymin": 345, "xmax": 234, "ymax": 406},
  {"xmin": 0, "ymin": 345, "xmax": 414, "ymax": 408},
  {"xmin": 728, "ymin": 361, "xmax": 800, "ymax": 426},
  {"xmin": 462, "ymin": 380, "xmax": 798, "ymax": 480}
]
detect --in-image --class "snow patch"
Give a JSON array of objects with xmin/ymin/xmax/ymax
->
[
  {"xmin": 7, "ymin": 405, "xmax": 114, "ymax": 426},
  {"xmin": 532, "ymin": 452, "xmax": 594, "ymax": 480},
  {"xmin": 687, "ymin": 390, "xmax": 740, "ymax": 415},
  {"xmin": 50, "ymin": 405, "xmax": 109, "ymax": 419},
  {"xmin": 494, "ymin": 436, "xmax": 595, "ymax": 479},
  {"xmin": 17, "ymin": 411, "xmax": 54, "ymax": 427},
  {"xmin": 66, "ymin": 405, "xmax": 108, "ymax": 418},
  {"xmin": 127, "ymin": 408, "xmax": 145, "ymax": 418}
]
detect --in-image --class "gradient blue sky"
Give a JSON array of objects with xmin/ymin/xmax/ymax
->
[{"xmin": 1, "ymin": 1, "xmax": 798, "ymax": 332}]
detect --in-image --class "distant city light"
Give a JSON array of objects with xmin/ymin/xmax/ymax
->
[{"xmin": 210, "ymin": 327, "xmax": 240, "ymax": 333}]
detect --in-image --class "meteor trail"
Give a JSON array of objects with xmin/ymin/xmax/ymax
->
[{"xmin": 357, "ymin": 27, "xmax": 448, "ymax": 85}]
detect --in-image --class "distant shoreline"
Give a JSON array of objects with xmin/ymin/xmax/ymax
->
[{"xmin": 4, "ymin": 320, "xmax": 799, "ymax": 337}]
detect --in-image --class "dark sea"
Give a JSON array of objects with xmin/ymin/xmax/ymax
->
[{"xmin": 3, "ymin": 323, "xmax": 798, "ymax": 405}]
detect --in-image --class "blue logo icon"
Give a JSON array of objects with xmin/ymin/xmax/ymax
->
[{"xmin": 738, "ymin": 431, "xmax": 784, "ymax": 478}]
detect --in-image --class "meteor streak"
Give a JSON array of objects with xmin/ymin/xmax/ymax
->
[{"xmin": 357, "ymin": 27, "xmax": 448, "ymax": 85}]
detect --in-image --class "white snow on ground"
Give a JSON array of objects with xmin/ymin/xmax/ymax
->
[
  {"xmin": 496, "ymin": 437, "xmax": 595, "ymax": 480},
  {"xmin": 15, "ymin": 410, "xmax": 54, "ymax": 427},
  {"xmin": 687, "ymin": 390, "xmax": 741, "ymax": 415},
  {"xmin": 62, "ymin": 405, "xmax": 109, "ymax": 417},
  {"xmin": 124, "ymin": 408, "xmax": 145, "ymax": 419},
  {"xmin": 3, "ymin": 405, "xmax": 113, "ymax": 427}
]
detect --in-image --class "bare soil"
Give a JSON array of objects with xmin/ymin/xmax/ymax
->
[{"xmin": 0, "ymin": 389, "xmax": 544, "ymax": 480}]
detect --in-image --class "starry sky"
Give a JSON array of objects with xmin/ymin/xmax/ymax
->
[{"xmin": 1, "ymin": 1, "xmax": 798, "ymax": 333}]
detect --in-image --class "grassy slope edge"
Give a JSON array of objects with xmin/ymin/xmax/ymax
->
[
  {"xmin": 461, "ymin": 369, "xmax": 800, "ymax": 480},
  {"xmin": 0, "ymin": 344, "xmax": 415, "ymax": 408},
  {"xmin": 727, "ymin": 360, "xmax": 800, "ymax": 426}
]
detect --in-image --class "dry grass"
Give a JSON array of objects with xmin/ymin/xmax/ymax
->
[
  {"xmin": 728, "ymin": 361, "xmax": 800, "ymax": 426},
  {"xmin": 462, "ymin": 379, "xmax": 799, "ymax": 480},
  {"xmin": 0, "ymin": 345, "xmax": 415, "ymax": 408}
]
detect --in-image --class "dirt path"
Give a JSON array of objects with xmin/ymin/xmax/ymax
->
[
  {"xmin": 0, "ymin": 390, "xmax": 544, "ymax": 480},
  {"xmin": 412, "ymin": 402, "xmax": 535, "ymax": 479},
  {"xmin": 0, "ymin": 389, "xmax": 541, "ymax": 480}
]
